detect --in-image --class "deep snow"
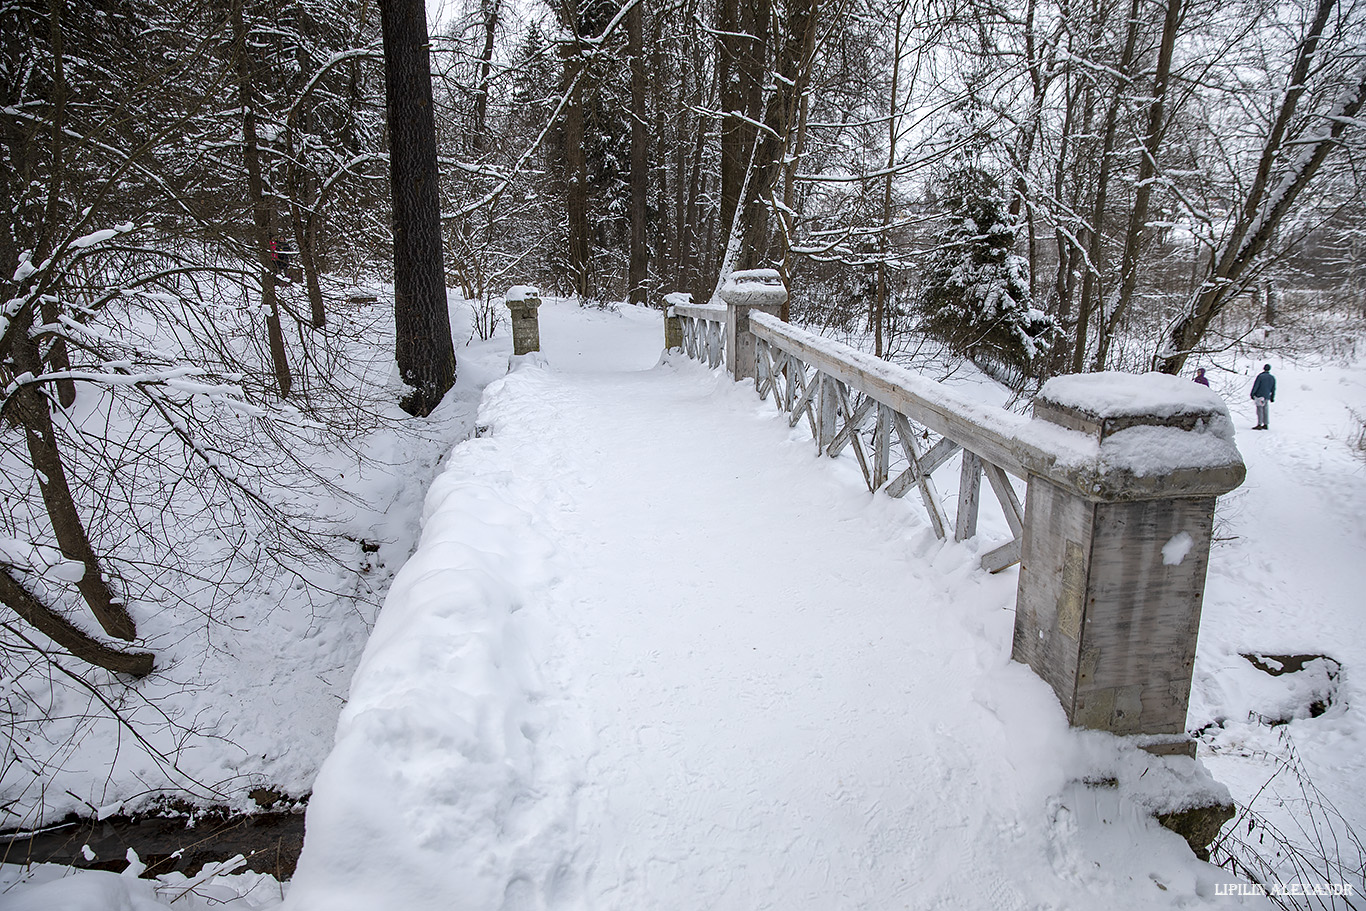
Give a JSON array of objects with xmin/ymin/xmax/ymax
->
[{"xmin": 4, "ymin": 300, "xmax": 1364, "ymax": 909}]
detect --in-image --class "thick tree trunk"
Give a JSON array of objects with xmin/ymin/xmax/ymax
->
[
  {"xmin": 876, "ymin": 1, "xmax": 906, "ymax": 358},
  {"xmin": 380, "ymin": 0, "xmax": 456, "ymax": 413},
  {"xmin": 628, "ymin": 0, "xmax": 649, "ymax": 306},
  {"xmin": 682, "ymin": 30, "xmax": 708, "ymax": 298},
  {"xmin": 471, "ymin": 0, "xmax": 499, "ymax": 153},
  {"xmin": 283, "ymin": 120, "xmax": 325, "ymax": 330},
  {"xmin": 291, "ymin": 195, "xmax": 325, "ymax": 329},
  {"xmin": 1049, "ymin": 75, "xmax": 1085, "ymax": 365},
  {"xmin": 776, "ymin": 24, "xmax": 813, "ymax": 315},
  {"xmin": 560, "ymin": 35, "xmax": 591, "ymax": 301},
  {"xmin": 43, "ymin": 0, "xmax": 75, "ymax": 408},
  {"xmin": 717, "ymin": 0, "xmax": 768, "ymax": 266},
  {"xmin": 683, "ymin": 128, "xmax": 706, "ymax": 299},
  {"xmin": 1, "ymin": 569, "xmax": 153, "ymax": 677},
  {"xmin": 1072, "ymin": 0, "xmax": 1143, "ymax": 373},
  {"xmin": 285, "ymin": 144, "xmax": 326, "ymax": 329}
]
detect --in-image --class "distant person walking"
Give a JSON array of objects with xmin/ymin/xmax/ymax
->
[
  {"xmin": 1193, "ymin": 368, "xmax": 1210, "ymax": 387},
  {"xmin": 1250, "ymin": 364, "xmax": 1276, "ymax": 430}
]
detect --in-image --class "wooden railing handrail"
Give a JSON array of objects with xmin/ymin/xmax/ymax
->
[
  {"xmin": 672, "ymin": 301, "xmax": 728, "ymax": 370},
  {"xmin": 750, "ymin": 312, "xmax": 1244, "ymax": 503},
  {"xmin": 670, "ymin": 301, "xmax": 727, "ymax": 321}
]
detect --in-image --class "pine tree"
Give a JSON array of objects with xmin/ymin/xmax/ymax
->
[{"xmin": 919, "ymin": 168, "xmax": 1060, "ymax": 374}]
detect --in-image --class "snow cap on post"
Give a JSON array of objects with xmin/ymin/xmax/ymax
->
[
  {"xmin": 718, "ymin": 269, "xmax": 787, "ymax": 309},
  {"xmin": 1032, "ymin": 371, "xmax": 1244, "ymax": 500}
]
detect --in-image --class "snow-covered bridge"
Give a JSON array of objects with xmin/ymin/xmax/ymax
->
[{"xmin": 284, "ymin": 286, "xmax": 1257, "ymax": 911}]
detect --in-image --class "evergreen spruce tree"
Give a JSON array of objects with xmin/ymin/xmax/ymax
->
[{"xmin": 919, "ymin": 168, "xmax": 1060, "ymax": 374}]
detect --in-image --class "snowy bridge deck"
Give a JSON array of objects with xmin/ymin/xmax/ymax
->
[{"xmin": 285, "ymin": 302, "xmax": 1251, "ymax": 911}]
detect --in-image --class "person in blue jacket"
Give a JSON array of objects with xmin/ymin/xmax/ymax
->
[{"xmin": 1250, "ymin": 364, "xmax": 1276, "ymax": 430}]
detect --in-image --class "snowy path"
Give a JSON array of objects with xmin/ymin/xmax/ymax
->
[{"xmin": 285, "ymin": 303, "xmax": 1259, "ymax": 911}]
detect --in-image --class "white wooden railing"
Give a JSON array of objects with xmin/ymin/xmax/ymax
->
[
  {"xmin": 750, "ymin": 313, "xmax": 1025, "ymax": 572},
  {"xmin": 673, "ymin": 301, "xmax": 727, "ymax": 369}
]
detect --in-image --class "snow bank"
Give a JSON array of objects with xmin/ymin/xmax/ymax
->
[
  {"xmin": 0, "ymin": 860, "xmax": 286, "ymax": 911},
  {"xmin": 0, "ymin": 868, "xmax": 167, "ymax": 911},
  {"xmin": 285, "ymin": 369, "xmax": 575, "ymax": 911}
]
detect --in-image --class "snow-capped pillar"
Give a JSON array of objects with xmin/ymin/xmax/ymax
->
[
  {"xmin": 663, "ymin": 291, "xmax": 689, "ymax": 351},
  {"xmin": 507, "ymin": 285, "xmax": 542, "ymax": 356},
  {"xmin": 718, "ymin": 269, "xmax": 786, "ymax": 381},
  {"xmin": 1011, "ymin": 376, "xmax": 1246, "ymax": 756}
]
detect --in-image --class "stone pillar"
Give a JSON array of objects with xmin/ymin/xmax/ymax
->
[
  {"xmin": 507, "ymin": 285, "xmax": 542, "ymax": 356},
  {"xmin": 1011, "ymin": 374, "xmax": 1246, "ymax": 755},
  {"xmin": 663, "ymin": 291, "xmax": 688, "ymax": 350},
  {"xmin": 718, "ymin": 269, "xmax": 786, "ymax": 381}
]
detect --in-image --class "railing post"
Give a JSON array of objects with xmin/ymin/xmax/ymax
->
[
  {"xmin": 1011, "ymin": 375, "xmax": 1244, "ymax": 755},
  {"xmin": 955, "ymin": 451, "xmax": 982, "ymax": 541},
  {"xmin": 718, "ymin": 269, "xmax": 786, "ymax": 381},
  {"xmin": 663, "ymin": 292, "xmax": 687, "ymax": 351},
  {"xmin": 507, "ymin": 286, "xmax": 543, "ymax": 356}
]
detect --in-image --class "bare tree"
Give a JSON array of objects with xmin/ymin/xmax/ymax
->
[
  {"xmin": 1158, "ymin": 0, "xmax": 1366, "ymax": 373},
  {"xmin": 628, "ymin": 0, "xmax": 649, "ymax": 305}
]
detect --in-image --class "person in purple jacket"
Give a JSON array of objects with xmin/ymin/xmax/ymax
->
[
  {"xmin": 1250, "ymin": 364, "xmax": 1275, "ymax": 430},
  {"xmin": 1193, "ymin": 367, "xmax": 1210, "ymax": 387}
]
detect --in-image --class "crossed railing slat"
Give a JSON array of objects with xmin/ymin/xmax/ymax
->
[
  {"xmin": 676, "ymin": 302, "xmax": 727, "ymax": 369},
  {"xmin": 753, "ymin": 333, "xmax": 1023, "ymax": 572}
]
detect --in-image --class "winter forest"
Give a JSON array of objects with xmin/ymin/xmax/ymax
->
[{"xmin": 3, "ymin": 0, "xmax": 1366, "ymax": 905}]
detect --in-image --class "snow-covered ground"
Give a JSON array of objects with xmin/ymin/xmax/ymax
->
[
  {"xmin": 4, "ymin": 301, "xmax": 1363, "ymax": 909},
  {"xmin": 0, "ymin": 292, "xmax": 514, "ymax": 830},
  {"xmin": 1188, "ymin": 356, "xmax": 1366, "ymax": 887}
]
